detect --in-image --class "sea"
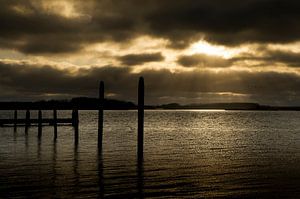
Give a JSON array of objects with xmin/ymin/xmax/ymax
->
[{"xmin": 0, "ymin": 110, "xmax": 299, "ymax": 198}]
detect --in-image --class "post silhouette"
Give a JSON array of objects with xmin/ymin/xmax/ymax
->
[
  {"xmin": 98, "ymin": 81, "xmax": 104, "ymax": 151},
  {"xmin": 13, "ymin": 110, "xmax": 17, "ymax": 131},
  {"xmin": 26, "ymin": 110, "xmax": 30, "ymax": 126},
  {"xmin": 38, "ymin": 110, "xmax": 42, "ymax": 138},
  {"xmin": 72, "ymin": 109, "xmax": 79, "ymax": 144},
  {"xmin": 25, "ymin": 110, "xmax": 30, "ymax": 133},
  {"xmin": 138, "ymin": 77, "xmax": 144, "ymax": 160},
  {"xmin": 53, "ymin": 109, "xmax": 57, "ymax": 140}
]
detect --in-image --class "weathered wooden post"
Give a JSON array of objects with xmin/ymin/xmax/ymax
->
[
  {"xmin": 138, "ymin": 77, "xmax": 144, "ymax": 160},
  {"xmin": 72, "ymin": 109, "xmax": 79, "ymax": 143},
  {"xmin": 25, "ymin": 110, "xmax": 30, "ymax": 133},
  {"xmin": 38, "ymin": 110, "xmax": 42, "ymax": 138},
  {"xmin": 26, "ymin": 110, "xmax": 30, "ymax": 126},
  {"xmin": 14, "ymin": 110, "xmax": 17, "ymax": 131},
  {"xmin": 53, "ymin": 109, "xmax": 57, "ymax": 140},
  {"xmin": 98, "ymin": 81, "xmax": 104, "ymax": 151}
]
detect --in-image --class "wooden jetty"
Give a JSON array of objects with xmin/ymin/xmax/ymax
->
[
  {"xmin": 0, "ymin": 109, "xmax": 79, "ymax": 141},
  {"xmin": 0, "ymin": 77, "xmax": 145, "ymax": 157}
]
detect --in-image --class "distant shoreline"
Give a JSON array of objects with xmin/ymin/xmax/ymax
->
[{"xmin": 0, "ymin": 97, "xmax": 299, "ymax": 111}]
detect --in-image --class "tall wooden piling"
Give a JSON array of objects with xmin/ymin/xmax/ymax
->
[
  {"xmin": 13, "ymin": 110, "xmax": 17, "ymax": 131},
  {"xmin": 53, "ymin": 109, "xmax": 57, "ymax": 140},
  {"xmin": 38, "ymin": 110, "xmax": 42, "ymax": 138},
  {"xmin": 72, "ymin": 109, "xmax": 79, "ymax": 143},
  {"xmin": 98, "ymin": 81, "xmax": 104, "ymax": 151},
  {"xmin": 138, "ymin": 77, "xmax": 144, "ymax": 160}
]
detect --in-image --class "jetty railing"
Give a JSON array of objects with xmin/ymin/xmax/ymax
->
[{"xmin": 0, "ymin": 109, "xmax": 79, "ymax": 140}]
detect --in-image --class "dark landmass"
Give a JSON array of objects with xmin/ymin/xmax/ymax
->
[
  {"xmin": 0, "ymin": 97, "xmax": 299, "ymax": 110},
  {"xmin": 159, "ymin": 102, "xmax": 300, "ymax": 111},
  {"xmin": 0, "ymin": 97, "xmax": 135, "ymax": 110}
]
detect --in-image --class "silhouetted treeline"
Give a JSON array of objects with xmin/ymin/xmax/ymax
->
[
  {"xmin": 0, "ymin": 97, "xmax": 136, "ymax": 110},
  {"xmin": 71, "ymin": 97, "xmax": 136, "ymax": 109}
]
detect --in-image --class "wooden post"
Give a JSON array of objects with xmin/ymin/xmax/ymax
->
[
  {"xmin": 38, "ymin": 110, "xmax": 42, "ymax": 138},
  {"xmin": 14, "ymin": 110, "xmax": 17, "ymax": 131},
  {"xmin": 98, "ymin": 81, "xmax": 104, "ymax": 151},
  {"xmin": 53, "ymin": 109, "xmax": 57, "ymax": 140},
  {"xmin": 138, "ymin": 77, "xmax": 144, "ymax": 160},
  {"xmin": 26, "ymin": 110, "xmax": 30, "ymax": 126},
  {"xmin": 25, "ymin": 110, "xmax": 30, "ymax": 133},
  {"xmin": 72, "ymin": 109, "xmax": 79, "ymax": 144}
]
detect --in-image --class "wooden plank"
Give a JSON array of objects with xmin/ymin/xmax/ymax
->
[{"xmin": 0, "ymin": 118, "xmax": 73, "ymax": 125}]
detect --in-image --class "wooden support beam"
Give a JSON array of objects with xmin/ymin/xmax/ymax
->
[
  {"xmin": 53, "ymin": 109, "xmax": 57, "ymax": 140},
  {"xmin": 38, "ymin": 110, "xmax": 42, "ymax": 138},
  {"xmin": 14, "ymin": 110, "xmax": 17, "ymax": 131},
  {"xmin": 0, "ymin": 118, "xmax": 73, "ymax": 125},
  {"xmin": 98, "ymin": 81, "xmax": 104, "ymax": 151},
  {"xmin": 26, "ymin": 110, "xmax": 30, "ymax": 126},
  {"xmin": 72, "ymin": 109, "xmax": 79, "ymax": 144},
  {"xmin": 25, "ymin": 110, "xmax": 30, "ymax": 133},
  {"xmin": 138, "ymin": 77, "xmax": 144, "ymax": 160}
]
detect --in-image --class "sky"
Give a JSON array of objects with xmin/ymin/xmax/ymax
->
[{"xmin": 1, "ymin": 0, "xmax": 300, "ymax": 105}]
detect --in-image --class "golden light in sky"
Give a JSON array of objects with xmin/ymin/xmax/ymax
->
[
  {"xmin": 1, "ymin": 0, "xmax": 300, "ymax": 105},
  {"xmin": 188, "ymin": 41, "xmax": 243, "ymax": 58}
]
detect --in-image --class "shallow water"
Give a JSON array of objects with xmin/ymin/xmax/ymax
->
[{"xmin": 0, "ymin": 110, "xmax": 300, "ymax": 198}]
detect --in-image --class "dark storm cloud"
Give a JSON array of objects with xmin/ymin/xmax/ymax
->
[
  {"xmin": 265, "ymin": 50, "xmax": 300, "ymax": 67},
  {"xmin": 0, "ymin": 0, "xmax": 88, "ymax": 54},
  {"xmin": 0, "ymin": 0, "xmax": 137, "ymax": 54},
  {"xmin": 118, "ymin": 53, "xmax": 164, "ymax": 66},
  {"xmin": 177, "ymin": 54, "xmax": 232, "ymax": 68},
  {"xmin": 233, "ymin": 48, "xmax": 300, "ymax": 67},
  {"xmin": 176, "ymin": 47, "xmax": 300, "ymax": 68},
  {"xmin": 1, "ymin": 0, "xmax": 300, "ymax": 54},
  {"xmin": 56, "ymin": 0, "xmax": 300, "ymax": 46},
  {"xmin": 146, "ymin": 0, "xmax": 300, "ymax": 46},
  {"xmin": 1, "ymin": 60, "xmax": 300, "ymax": 105}
]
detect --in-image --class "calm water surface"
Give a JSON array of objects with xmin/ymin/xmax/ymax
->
[{"xmin": 0, "ymin": 110, "xmax": 300, "ymax": 198}]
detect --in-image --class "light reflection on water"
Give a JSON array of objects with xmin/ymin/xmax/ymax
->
[{"xmin": 0, "ymin": 110, "xmax": 300, "ymax": 198}]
